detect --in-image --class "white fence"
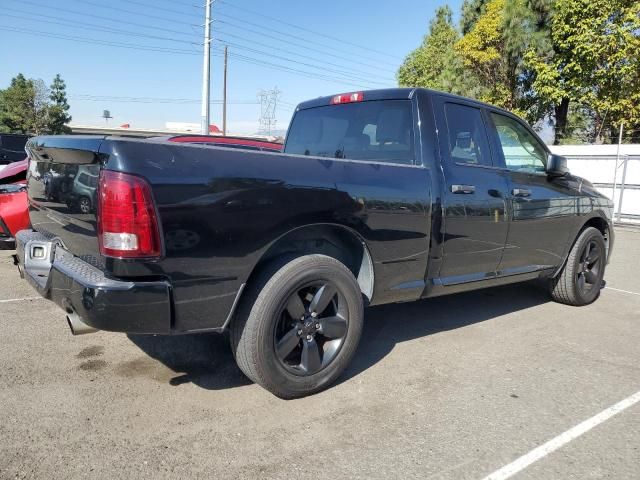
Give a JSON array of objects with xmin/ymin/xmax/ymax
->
[{"xmin": 549, "ymin": 144, "xmax": 640, "ymax": 224}]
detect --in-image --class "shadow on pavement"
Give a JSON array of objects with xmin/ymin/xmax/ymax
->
[
  {"xmin": 340, "ymin": 280, "xmax": 549, "ymax": 385},
  {"xmin": 127, "ymin": 332, "xmax": 252, "ymax": 390},
  {"xmin": 128, "ymin": 280, "xmax": 549, "ymax": 391}
]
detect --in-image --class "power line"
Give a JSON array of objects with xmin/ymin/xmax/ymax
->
[
  {"xmin": 222, "ymin": 49, "xmax": 377, "ymax": 89},
  {"xmin": 9, "ymin": 0, "xmax": 398, "ymax": 81},
  {"xmin": 0, "ymin": 11, "xmax": 198, "ymax": 46},
  {"xmin": 68, "ymin": 0, "xmax": 197, "ymax": 27},
  {"xmin": 214, "ymin": 12, "xmax": 399, "ymax": 70},
  {"xmin": 213, "ymin": 19, "xmax": 396, "ymax": 74},
  {"xmin": 213, "ymin": 30, "xmax": 394, "ymax": 83},
  {"xmin": 214, "ymin": 18, "xmax": 395, "ymax": 74},
  {"xmin": 0, "ymin": 25, "xmax": 376, "ymax": 89},
  {"xmin": 155, "ymin": 0, "xmax": 198, "ymax": 8},
  {"xmin": 69, "ymin": 94, "xmax": 259, "ymax": 105},
  {"xmin": 111, "ymin": 0, "xmax": 201, "ymax": 19},
  {"xmin": 216, "ymin": 0, "xmax": 401, "ymax": 61},
  {"xmin": 214, "ymin": 38, "xmax": 389, "ymax": 87},
  {"xmin": 0, "ymin": 25, "xmax": 202, "ymax": 55},
  {"xmin": 7, "ymin": 0, "xmax": 199, "ymax": 38}
]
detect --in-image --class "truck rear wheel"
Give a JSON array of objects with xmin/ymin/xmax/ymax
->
[
  {"xmin": 230, "ymin": 254, "xmax": 364, "ymax": 399},
  {"xmin": 549, "ymin": 227, "xmax": 606, "ymax": 306}
]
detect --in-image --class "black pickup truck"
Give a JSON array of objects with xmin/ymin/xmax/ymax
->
[{"xmin": 16, "ymin": 88, "xmax": 614, "ymax": 398}]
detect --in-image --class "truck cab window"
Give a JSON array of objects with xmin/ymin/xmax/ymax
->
[
  {"xmin": 490, "ymin": 113, "xmax": 547, "ymax": 173},
  {"xmin": 284, "ymin": 100, "xmax": 415, "ymax": 165},
  {"xmin": 443, "ymin": 103, "xmax": 492, "ymax": 167}
]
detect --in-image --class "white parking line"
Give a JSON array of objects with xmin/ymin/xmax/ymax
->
[
  {"xmin": 0, "ymin": 297, "xmax": 43, "ymax": 304},
  {"xmin": 480, "ymin": 390, "xmax": 640, "ymax": 480},
  {"xmin": 606, "ymin": 286, "xmax": 640, "ymax": 296}
]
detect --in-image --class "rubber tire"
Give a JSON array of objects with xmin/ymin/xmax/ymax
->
[
  {"xmin": 549, "ymin": 227, "xmax": 606, "ymax": 306},
  {"xmin": 230, "ymin": 254, "xmax": 364, "ymax": 399}
]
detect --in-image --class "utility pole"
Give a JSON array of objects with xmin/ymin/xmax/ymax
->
[
  {"xmin": 200, "ymin": 0, "xmax": 213, "ymax": 135},
  {"xmin": 223, "ymin": 45, "xmax": 228, "ymax": 136}
]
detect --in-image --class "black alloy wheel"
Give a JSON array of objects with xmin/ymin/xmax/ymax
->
[
  {"xmin": 550, "ymin": 226, "xmax": 606, "ymax": 306},
  {"xmin": 274, "ymin": 282, "xmax": 348, "ymax": 375},
  {"xmin": 576, "ymin": 239, "xmax": 602, "ymax": 294},
  {"xmin": 230, "ymin": 254, "xmax": 364, "ymax": 399}
]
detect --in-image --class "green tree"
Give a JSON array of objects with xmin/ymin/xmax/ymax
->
[
  {"xmin": 456, "ymin": 0, "xmax": 522, "ymax": 111},
  {"xmin": 525, "ymin": 0, "xmax": 640, "ymax": 143},
  {"xmin": 461, "ymin": 0, "xmax": 490, "ymax": 34},
  {"xmin": 503, "ymin": 0, "xmax": 555, "ymax": 125},
  {"xmin": 48, "ymin": 74, "xmax": 72, "ymax": 134},
  {"xmin": 0, "ymin": 73, "xmax": 73, "ymax": 135},
  {"xmin": 0, "ymin": 74, "xmax": 35, "ymax": 134},
  {"xmin": 397, "ymin": 6, "xmax": 472, "ymax": 95}
]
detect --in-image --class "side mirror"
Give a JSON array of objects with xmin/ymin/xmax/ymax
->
[{"xmin": 546, "ymin": 153, "xmax": 569, "ymax": 177}]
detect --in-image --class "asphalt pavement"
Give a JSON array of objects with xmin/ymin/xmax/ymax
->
[{"xmin": 0, "ymin": 228, "xmax": 638, "ymax": 480}]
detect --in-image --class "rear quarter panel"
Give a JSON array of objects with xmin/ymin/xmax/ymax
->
[{"xmin": 100, "ymin": 139, "xmax": 433, "ymax": 331}]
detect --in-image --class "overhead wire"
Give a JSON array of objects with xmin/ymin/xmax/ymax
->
[
  {"xmin": 68, "ymin": 0, "xmax": 197, "ymax": 27},
  {"xmin": 6, "ymin": 0, "xmax": 200, "ymax": 38},
  {"xmin": 213, "ymin": 29, "xmax": 394, "ymax": 82},
  {"xmin": 214, "ymin": 12, "xmax": 400, "ymax": 70},
  {"xmin": 220, "ymin": 49, "xmax": 378, "ymax": 89},
  {"xmin": 213, "ymin": 18, "xmax": 396, "ymax": 74},
  {"xmin": 0, "ymin": 25, "xmax": 202, "ymax": 55},
  {"xmin": 213, "ymin": 38, "xmax": 390, "ymax": 87},
  {"xmin": 69, "ymin": 94, "xmax": 259, "ymax": 105},
  {"xmin": 0, "ymin": 11, "xmax": 199, "ymax": 46},
  {"xmin": 216, "ymin": 0, "xmax": 401, "ymax": 61},
  {"xmin": 110, "ymin": 0, "xmax": 202, "ymax": 19},
  {"xmin": 0, "ymin": 24, "xmax": 375, "ymax": 89}
]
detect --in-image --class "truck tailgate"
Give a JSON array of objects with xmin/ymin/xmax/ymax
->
[{"xmin": 26, "ymin": 137, "xmax": 104, "ymax": 265}]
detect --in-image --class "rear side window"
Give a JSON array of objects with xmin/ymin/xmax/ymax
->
[
  {"xmin": 443, "ymin": 103, "xmax": 492, "ymax": 167},
  {"xmin": 284, "ymin": 100, "xmax": 415, "ymax": 165}
]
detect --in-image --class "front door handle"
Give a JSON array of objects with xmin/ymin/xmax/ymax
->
[
  {"xmin": 451, "ymin": 184, "xmax": 476, "ymax": 194},
  {"xmin": 512, "ymin": 188, "xmax": 531, "ymax": 197}
]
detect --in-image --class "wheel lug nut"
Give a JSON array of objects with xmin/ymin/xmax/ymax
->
[
  {"xmin": 306, "ymin": 335, "xmax": 312, "ymax": 341},
  {"xmin": 315, "ymin": 323, "xmax": 320, "ymax": 329},
  {"xmin": 297, "ymin": 329, "xmax": 302, "ymax": 336},
  {"xmin": 311, "ymin": 312, "xmax": 317, "ymax": 318}
]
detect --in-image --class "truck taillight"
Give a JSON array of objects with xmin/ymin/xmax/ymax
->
[
  {"xmin": 97, "ymin": 170, "xmax": 161, "ymax": 258},
  {"xmin": 330, "ymin": 92, "xmax": 364, "ymax": 105}
]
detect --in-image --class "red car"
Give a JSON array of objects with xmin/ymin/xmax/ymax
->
[
  {"xmin": 0, "ymin": 159, "xmax": 29, "ymax": 249},
  {"xmin": 162, "ymin": 134, "xmax": 283, "ymax": 152}
]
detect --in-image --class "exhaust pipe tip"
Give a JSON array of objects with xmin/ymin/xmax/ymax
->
[{"xmin": 66, "ymin": 311, "xmax": 98, "ymax": 335}]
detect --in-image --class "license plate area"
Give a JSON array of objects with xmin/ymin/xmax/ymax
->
[{"xmin": 23, "ymin": 239, "xmax": 55, "ymax": 289}]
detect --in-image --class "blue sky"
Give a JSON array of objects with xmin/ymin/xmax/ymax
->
[{"xmin": 0, "ymin": 0, "xmax": 462, "ymax": 134}]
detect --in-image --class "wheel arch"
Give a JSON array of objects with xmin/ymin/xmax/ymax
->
[
  {"xmin": 581, "ymin": 216, "xmax": 611, "ymax": 261},
  {"xmin": 245, "ymin": 223, "xmax": 375, "ymax": 303},
  {"xmin": 553, "ymin": 214, "xmax": 611, "ymax": 277}
]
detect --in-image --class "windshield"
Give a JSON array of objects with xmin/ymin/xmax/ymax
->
[{"xmin": 284, "ymin": 100, "xmax": 415, "ymax": 165}]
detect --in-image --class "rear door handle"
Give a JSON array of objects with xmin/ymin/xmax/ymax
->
[
  {"xmin": 512, "ymin": 188, "xmax": 531, "ymax": 197},
  {"xmin": 451, "ymin": 184, "xmax": 476, "ymax": 194}
]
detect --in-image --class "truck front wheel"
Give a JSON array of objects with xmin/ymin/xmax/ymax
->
[
  {"xmin": 230, "ymin": 254, "xmax": 364, "ymax": 399},
  {"xmin": 549, "ymin": 226, "xmax": 606, "ymax": 306}
]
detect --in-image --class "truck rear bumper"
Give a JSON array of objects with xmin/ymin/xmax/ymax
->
[{"xmin": 16, "ymin": 230, "xmax": 172, "ymax": 334}]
